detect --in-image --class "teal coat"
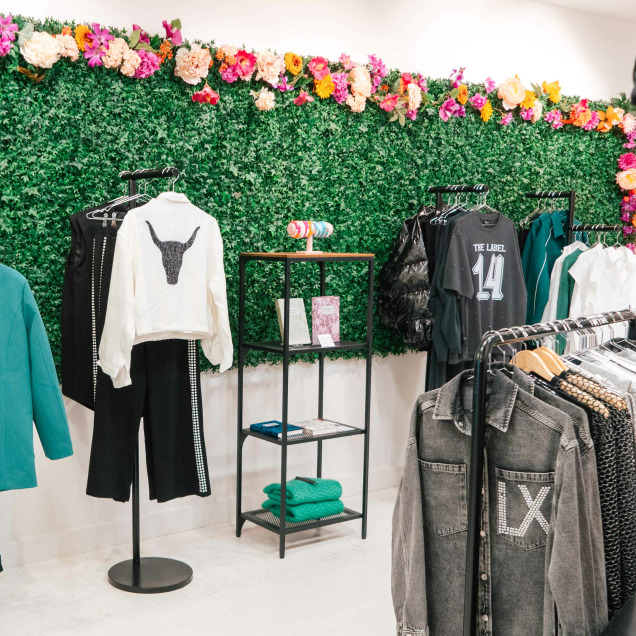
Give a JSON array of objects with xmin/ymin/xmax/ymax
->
[{"xmin": 0, "ymin": 265, "xmax": 72, "ymax": 491}]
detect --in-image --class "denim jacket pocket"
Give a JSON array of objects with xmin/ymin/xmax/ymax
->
[
  {"xmin": 419, "ymin": 460, "xmax": 468, "ymax": 536},
  {"xmin": 495, "ymin": 467, "xmax": 555, "ymax": 550}
]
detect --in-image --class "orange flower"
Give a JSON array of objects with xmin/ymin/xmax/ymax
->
[
  {"xmin": 219, "ymin": 62, "xmax": 228, "ymax": 72},
  {"xmin": 284, "ymin": 52, "xmax": 303, "ymax": 75},
  {"xmin": 215, "ymin": 49, "xmax": 224, "ymax": 61},
  {"xmin": 597, "ymin": 106, "xmax": 622, "ymax": 133},
  {"xmin": 62, "ymin": 26, "xmax": 72, "ymax": 36},
  {"xmin": 158, "ymin": 40, "xmax": 173, "ymax": 64},
  {"xmin": 521, "ymin": 90, "xmax": 537, "ymax": 109},
  {"xmin": 542, "ymin": 80, "xmax": 561, "ymax": 104},
  {"xmin": 226, "ymin": 55, "xmax": 236, "ymax": 66},
  {"xmin": 457, "ymin": 84, "xmax": 468, "ymax": 105},
  {"xmin": 381, "ymin": 84, "xmax": 389, "ymax": 91},
  {"xmin": 74, "ymin": 24, "xmax": 92, "ymax": 52}
]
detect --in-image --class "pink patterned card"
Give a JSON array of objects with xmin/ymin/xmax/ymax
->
[{"xmin": 312, "ymin": 296, "xmax": 340, "ymax": 345}]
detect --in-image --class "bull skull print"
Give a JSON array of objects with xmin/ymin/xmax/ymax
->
[{"xmin": 146, "ymin": 220, "xmax": 200, "ymax": 285}]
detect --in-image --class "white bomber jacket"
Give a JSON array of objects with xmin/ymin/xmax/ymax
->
[{"xmin": 98, "ymin": 191, "xmax": 233, "ymax": 387}]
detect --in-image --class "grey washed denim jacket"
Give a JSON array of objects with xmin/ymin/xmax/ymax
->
[{"xmin": 392, "ymin": 370, "xmax": 608, "ymax": 636}]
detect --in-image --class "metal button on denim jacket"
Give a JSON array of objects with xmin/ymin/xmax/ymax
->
[{"xmin": 392, "ymin": 370, "xmax": 608, "ymax": 636}]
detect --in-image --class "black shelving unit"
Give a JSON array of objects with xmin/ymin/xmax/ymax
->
[{"xmin": 236, "ymin": 251, "xmax": 374, "ymax": 558}]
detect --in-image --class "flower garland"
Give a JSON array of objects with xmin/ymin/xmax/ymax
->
[{"xmin": 2, "ymin": 14, "xmax": 635, "ymax": 242}]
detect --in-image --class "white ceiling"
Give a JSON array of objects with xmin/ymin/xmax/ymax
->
[{"xmin": 537, "ymin": 0, "xmax": 636, "ymax": 21}]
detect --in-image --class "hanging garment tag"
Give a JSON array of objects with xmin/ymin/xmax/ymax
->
[{"xmin": 317, "ymin": 334, "xmax": 335, "ymax": 347}]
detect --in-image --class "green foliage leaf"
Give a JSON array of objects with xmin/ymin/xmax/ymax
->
[
  {"xmin": 128, "ymin": 29, "xmax": 140, "ymax": 48},
  {"xmin": 449, "ymin": 87, "xmax": 459, "ymax": 99},
  {"xmin": 171, "ymin": 19, "xmax": 182, "ymax": 30},
  {"xmin": 18, "ymin": 21, "xmax": 33, "ymax": 44}
]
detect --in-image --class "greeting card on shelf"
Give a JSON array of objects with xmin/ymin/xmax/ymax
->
[
  {"xmin": 275, "ymin": 298, "xmax": 311, "ymax": 345},
  {"xmin": 312, "ymin": 296, "xmax": 340, "ymax": 345}
]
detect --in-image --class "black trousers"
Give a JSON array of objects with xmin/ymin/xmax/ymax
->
[{"xmin": 87, "ymin": 339, "xmax": 211, "ymax": 503}]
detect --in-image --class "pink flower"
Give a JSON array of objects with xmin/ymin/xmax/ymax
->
[
  {"xmin": 544, "ymin": 109, "xmax": 563, "ymax": 129},
  {"xmin": 451, "ymin": 67, "xmax": 465, "ymax": 88},
  {"xmin": 192, "ymin": 84, "xmax": 219, "ymax": 105},
  {"xmin": 406, "ymin": 110, "xmax": 417, "ymax": 121},
  {"xmin": 276, "ymin": 75, "xmax": 294, "ymax": 91},
  {"xmin": 294, "ymin": 90, "xmax": 314, "ymax": 106},
  {"xmin": 368, "ymin": 54, "xmax": 387, "ymax": 93},
  {"xmin": 619, "ymin": 153, "xmax": 636, "ymax": 171},
  {"xmin": 89, "ymin": 23, "xmax": 113, "ymax": 49},
  {"xmin": 0, "ymin": 14, "xmax": 18, "ymax": 42},
  {"xmin": 235, "ymin": 50, "xmax": 256, "ymax": 80},
  {"xmin": 162, "ymin": 20, "xmax": 182, "ymax": 46},
  {"xmin": 132, "ymin": 24, "xmax": 150, "ymax": 44},
  {"xmin": 622, "ymin": 211, "xmax": 632, "ymax": 222},
  {"xmin": 339, "ymin": 53, "xmax": 355, "ymax": 70},
  {"xmin": 380, "ymin": 93, "xmax": 399, "ymax": 112},
  {"xmin": 134, "ymin": 49, "xmax": 161, "ymax": 78},
  {"xmin": 331, "ymin": 72, "xmax": 349, "ymax": 104},
  {"xmin": 256, "ymin": 50, "xmax": 285, "ymax": 85},
  {"xmin": 0, "ymin": 38, "xmax": 11, "ymax": 56},
  {"xmin": 456, "ymin": 105, "xmax": 466, "ymax": 118},
  {"xmin": 439, "ymin": 97, "xmax": 460, "ymax": 122},
  {"xmin": 174, "ymin": 43, "xmax": 211, "ymax": 85},
  {"xmin": 308, "ymin": 56, "xmax": 330, "ymax": 80},
  {"xmin": 624, "ymin": 131, "xmax": 636, "ymax": 150},
  {"xmin": 84, "ymin": 41, "xmax": 105, "ymax": 67},
  {"xmin": 401, "ymin": 72, "xmax": 413, "ymax": 86},
  {"xmin": 469, "ymin": 93, "xmax": 487, "ymax": 110},
  {"xmin": 220, "ymin": 64, "xmax": 239, "ymax": 83},
  {"xmin": 520, "ymin": 108, "xmax": 533, "ymax": 121},
  {"xmin": 499, "ymin": 113, "xmax": 513, "ymax": 126},
  {"xmin": 624, "ymin": 226, "xmax": 635, "ymax": 236},
  {"xmin": 622, "ymin": 113, "xmax": 636, "ymax": 135},
  {"xmin": 416, "ymin": 74, "xmax": 428, "ymax": 92},
  {"xmin": 582, "ymin": 110, "xmax": 600, "ymax": 131},
  {"xmin": 626, "ymin": 242, "xmax": 636, "ymax": 253},
  {"xmin": 484, "ymin": 77, "xmax": 496, "ymax": 94}
]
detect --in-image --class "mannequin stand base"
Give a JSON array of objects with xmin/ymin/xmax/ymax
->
[{"xmin": 108, "ymin": 557, "xmax": 193, "ymax": 594}]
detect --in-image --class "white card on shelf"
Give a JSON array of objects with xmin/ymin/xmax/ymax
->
[{"xmin": 317, "ymin": 334, "xmax": 335, "ymax": 347}]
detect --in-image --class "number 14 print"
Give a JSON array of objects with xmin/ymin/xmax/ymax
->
[{"xmin": 472, "ymin": 254, "xmax": 505, "ymax": 301}]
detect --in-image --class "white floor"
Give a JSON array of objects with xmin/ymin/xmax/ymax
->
[{"xmin": 0, "ymin": 488, "xmax": 397, "ymax": 636}]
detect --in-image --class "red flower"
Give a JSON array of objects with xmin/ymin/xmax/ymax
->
[
  {"xmin": 380, "ymin": 93, "xmax": 399, "ymax": 112},
  {"xmin": 235, "ymin": 50, "xmax": 256, "ymax": 79},
  {"xmin": 192, "ymin": 84, "xmax": 220, "ymax": 105}
]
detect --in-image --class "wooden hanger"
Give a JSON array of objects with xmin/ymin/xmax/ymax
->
[
  {"xmin": 510, "ymin": 350, "xmax": 555, "ymax": 381},
  {"xmin": 535, "ymin": 347, "xmax": 568, "ymax": 374}
]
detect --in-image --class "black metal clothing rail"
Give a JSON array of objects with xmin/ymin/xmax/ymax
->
[
  {"xmin": 106, "ymin": 166, "xmax": 193, "ymax": 594},
  {"xmin": 463, "ymin": 309, "xmax": 636, "ymax": 636},
  {"xmin": 571, "ymin": 224, "xmax": 623, "ymax": 233},
  {"xmin": 428, "ymin": 183, "xmax": 489, "ymax": 213},
  {"xmin": 525, "ymin": 190, "xmax": 576, "ymax": 244}
]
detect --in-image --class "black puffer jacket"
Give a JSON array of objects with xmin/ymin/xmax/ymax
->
[{"xmin": 379, "ymin": 206, "xmax": 435, "ymax": 349}]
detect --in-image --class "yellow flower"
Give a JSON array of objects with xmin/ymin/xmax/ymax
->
[
  {"xmin": 457, "ymin": 84, "xmax": 468, "ymax": 105},
  {"xmin": 284, "ymin": 52, "xmax": 303, "ymax": 75},
  {"xmin": 521, "ymin": 90, "xmax": 537, "ymax": 109},
  {"xmin": 314, "ymin": 74, "xmax": 335, "ymax": 99},
  {"xmin": 481, "ymin": 100, "xmax": 493, "ymax": 122},
  {"xmin": 74, "ymin": 24, "xmax": 92, "ymax": 52},
  {"xmin": 542, "ymin": 80, "xmax": 561, "ymax": 104}
]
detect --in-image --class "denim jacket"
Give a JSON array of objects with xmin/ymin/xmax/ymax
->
[{"xmin": 392, "ymin": 370, "xmax": 607, "ymax": 636}]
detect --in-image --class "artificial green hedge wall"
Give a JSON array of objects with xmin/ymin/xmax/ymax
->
[{"xmin": 0, "ymin": 17, "xmax": 625, "ymax": 373}]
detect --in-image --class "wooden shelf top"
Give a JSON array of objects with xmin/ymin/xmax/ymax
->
[{"xmin": 241, "ymin": 252, "xmax": 374, "ymax": 259}]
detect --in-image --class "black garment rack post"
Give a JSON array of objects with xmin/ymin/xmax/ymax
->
[
  {"xmin": 525, "ymin": 190, "xmax": 576, "ymax": 244},
  {"xmin": 463, "ymin": 308, "xmax": 636, "ymax": 636},
  {"xmin": 107, "ymin": 166, "xmax": 194, "ymax": 594},
  {"xmin": 424, "ymin": 184, "xmax": 489, "ymax": 392}
]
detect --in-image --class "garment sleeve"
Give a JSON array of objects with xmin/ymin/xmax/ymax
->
[
  {"xmin": 98, "ymin": 224, "xmax": 136, "ymax": 388},
  {"xmin": 392, "ymin": 403, "xmax": 430, "ymax": 635},
  {"xmin": 201, "ymin": 220, "xmax": 233, "ymax": 372},
  {"xmin": 22, "ymin": 281, "xmax": 73, "ymax": 460},
  {"xmin": 547, "ymin": 446, "xmax": 608, "ymax": 635},
  {"xmin": 443, "ymin": 228, "xmax": 474, "ymax": 299}
]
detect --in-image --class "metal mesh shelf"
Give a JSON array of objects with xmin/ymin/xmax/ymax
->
[
  {"xmin": 241, "ymin": 507, "xmax": 363, "ymax": 535},
  {"xmin": 242, "ymin": 422, "xmax": 365, "ymax": 445}
]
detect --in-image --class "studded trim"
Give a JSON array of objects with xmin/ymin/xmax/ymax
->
[
  {"xmin": 498, "ymin": 481, "xmax": 551, "ymax": 537},
  {"xmin": 188, "ymin": 340, "xmax": 208, "ymax": 493},
  {"xmin": 91, "ymin": 237, "xmax": 97, "ymax": 400}
]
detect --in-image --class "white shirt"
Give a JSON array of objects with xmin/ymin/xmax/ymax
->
[{"xmin": 99, "ymin": 192, "xmax": 233, "ymax": 387}]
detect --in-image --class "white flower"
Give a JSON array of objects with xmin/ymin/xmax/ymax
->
[
  {"xmin": 103, "ymin": 37, "xmax": 128, "ymax": 70},
  {"xmin": 251, "ymin": 88, "xmax": 275, "ymax": 111},
  {"xmin": 20, "ymin": 31, "xmax": 61, "ymax": 69},
  {"xmin": 255, "ymin": 50, "xmax": 285, "ymax": 86},
  {"xmin": 531, "ymin": 99, "xmax": 543, "ymax": 123},
  {"xmin": 55, "ymin": 33, "xmax": 79, "ymax": 62},
  {"xmin": 407, "ymin": 82, "xmax": 422, "ymax": 112},
  {"xmin": 174, "ymin": 43, "xmax": 211, "ymax": 85}
]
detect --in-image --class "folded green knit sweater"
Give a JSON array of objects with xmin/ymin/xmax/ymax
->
[
  {"xmin": 263, "ymin": 478, "xmax": 342, "ymax": 504},
  {"xmin": 262, "ymin": 498, "xmax": 345, "ymax": 522}
]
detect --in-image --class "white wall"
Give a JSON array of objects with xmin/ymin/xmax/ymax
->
[
  {"xmin": 2, "ymin": 0, "xmax": 636, "ymax": 569},
  {"xmin": 6, "ymin": 0, "xmax": 636, "ymax": 99}
]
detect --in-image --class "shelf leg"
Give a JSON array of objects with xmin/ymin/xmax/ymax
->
[
  {"xmin": 279, "ymin": 260, "xmax": 291, "ymax": 559},
  {"xmin": 362, "ymin": 259, "xmax": 374, "ymax": 540},
  {"xmin": 317, "ymin": 260, "xmax": 326, "ymax": 480},
  {"xmin": 236, "ymin": 258, "xmax": 246, "ymax": 538}
]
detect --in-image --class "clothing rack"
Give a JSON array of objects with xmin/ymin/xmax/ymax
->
[
  {"xmin": 570, "ymin": 224, "xmax": 624, "ymax": 233},
  {"xmin": 525, "ymin": 190, "xmax": 576, "ymax": 245},
  {"xmin": 463, "ymin": 308, "xmax": 636, "ymax": 636},
  {"xmin": 106, "ymin": 166, "xmax": 194, "ymax": 594}
]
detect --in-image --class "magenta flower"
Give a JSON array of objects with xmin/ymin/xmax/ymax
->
[
  {"xmin": 192, "ymin": 84, "xmax": 220, "ymax": 105},
  {"xmin": 451, "ymin": 67, "xmax": 465, "ymax": 88},
  {"xmin": 520, "ymin": 108, "xmax": 533, "ymax": 121},
  {"xmin": 84, "ymin": 42, "xmax": 105, "ymax": 67},
  {"xmin": 338, "ymin": 53, "xmax": 355, "ymax": 70},
  {"xmin": 368, "ymin": 54, "xmax": 387, "ymax": 78},
  {"xmin": 401, "ymin": 72, "xmax": 413, "ymax": 86},
  {"xmin": 134, "ymin": 49, "xmax": 161, "ymax": 79},
  {"xmin": 0, "ymin": 14, "xmax": 18, "ymax": 42},
  {"xmin": 439, "ymin": 97, "xmax": 460, "ymax": 122},
  {"xmin": 544, "ymin": 109, "xmax": 563, "ymax": 129},
  {"xmin": 162, "ymin": 20, "xmax": 182, "ymax": 46},
  {"xmin": 415, "ymin": 74, "xmax": 428, "ymax": 92},
  {"xmin": 0, "ymin": 37, "xmax": 12, "ymax": 57},
  {"xmin": 469, "ymin": 93, "xmax": 487, "ymax": 110},
  {"xmin": 331, "ymin": 72, "xmax": 349, "ymax": 104},
  {"xmin": 582, "ymin": 110, "xmax": 600, "ymax": 131},
  {"xmin": 132, "ymin": 24, "xmax": 150, "ymax": 44},
  {"xmin": 220, "ymin": 64, "xmax": 239, "ymax": 83},
  {"xmin": 276, "ymin": 75, "xmax": 294, "ymax": 92},
  {"xmin": 624, "ymin": 226, "xmax": 635, "ymax": 235},
  {"xmin": 294, "ymin": 90, "xmax": 314, "ymax": 106},
  {"xmin": 622, "ymin": 211, "xmax": 632, "ymax": 222},
  {"xmin": 619, "ymin": 153, "xmax": 636, "ymax": 171},
  {"xmin": 456, "ymin": 105, "xmax": 466, "ymax": 118},
  {"xmin": 380, "ymin": 94, "xmax": 399, "ymax": 112},
  {"xmin": 627, "ymin": 243, "xmax": 636, "ymax": 253},
  {"xmin": 499, "ymin": 113, "xmax": 513, "ymax": 126},
  {"xmin": 89, "ymin": 23, "xmax": 113, "ymax": 49},
  {"xmin": 484, "ymin": 77, "xmax": 496, "ymax": 94},
  {"xmin": 624, "ymin": 131, "xmax": 636, "ymax": 150},
  {"xmin": 308, "ymin": 56, "xmax": 330, "ymax": 80},
  {"xmin": 406, "ymin": 110, "xmax": 417, "ymax": 121}
]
